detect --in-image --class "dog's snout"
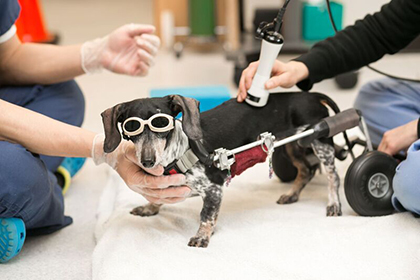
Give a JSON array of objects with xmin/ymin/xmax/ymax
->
[
  {"xmin": 141, "ymin": 147, "xmax": 156, "ymax": 168},
  {"xmin": 141, "ymin": 160, "xmax": 155, "ymax": 168}
]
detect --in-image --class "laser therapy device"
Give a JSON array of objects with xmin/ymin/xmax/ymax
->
[{"xmin": 245, "ymin": 0, "xmax": 291, "ymax": 107}]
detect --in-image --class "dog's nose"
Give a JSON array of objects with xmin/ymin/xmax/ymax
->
[
  {"xmin": 141, "ymin": 147, "xmax": 156, "ymax": 168},
  {"xmin": 141, "ymin": 160, "xmax": 155, "ymax": 168}
]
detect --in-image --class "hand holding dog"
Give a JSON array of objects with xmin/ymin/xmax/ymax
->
[
  {"xmin": 81, "ymin": 24, "xmax": 160, "ymax": 76},
  {"xmin": 92, "ymin": 134, "xmax": 191, "ymax": 204},
  {"xmin": 237, "ymin": 60, "xmax": 309, "ymax": 102}
]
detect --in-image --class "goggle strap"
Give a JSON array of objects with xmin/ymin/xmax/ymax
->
[{"xmin": 122, "ymin": 132, "xmax": 130, "ymax": 141}]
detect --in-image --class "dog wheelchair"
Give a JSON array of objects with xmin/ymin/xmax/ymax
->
[{"xmin": 212, "ymin": 108, "xmax": 399, "ymax": 217}]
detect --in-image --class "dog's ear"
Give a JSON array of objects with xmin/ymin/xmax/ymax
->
[
  {"xmin": 101, "ymin": 103, "xmax": 125, "ymax": 153},
  {"xmin": 169, "ymin": 95, "xmax": 203, "ymax": 140}
]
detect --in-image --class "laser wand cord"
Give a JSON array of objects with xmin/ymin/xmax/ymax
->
[{"xmin": 274, "ymin": 0, "xmax": 292, "ymax": 33}]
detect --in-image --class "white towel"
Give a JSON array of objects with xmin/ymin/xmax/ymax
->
[{"xmin": 93, "ymin": 161, "xmax": 420, "ymax": 280}]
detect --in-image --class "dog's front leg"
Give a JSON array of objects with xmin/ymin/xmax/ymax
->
[
  {"xmin": 311, "ymin": 140, "xmax": 342, "ymax": 216},
  {"xmin": 188, "ymin": 185, "xmax": 223, "ymax": 248}
]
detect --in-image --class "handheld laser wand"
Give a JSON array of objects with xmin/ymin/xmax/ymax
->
[{"xmin": 246, "ymin": 0, "xmax": 292, "ymax": 107}]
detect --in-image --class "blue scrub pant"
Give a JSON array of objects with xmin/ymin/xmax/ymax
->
[
  {"xmin": 354, "ymin": 78, "xmax": 420, "ymax": 215},
  {"xmin": 0, "ymin": 80, "xmax": 85, "ymax": 235}
]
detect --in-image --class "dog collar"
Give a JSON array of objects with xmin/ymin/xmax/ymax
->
[
  {"xmin": 164, "ymin": 140, "xmax": 214, "ymax": 175},
  {"xmin": 164, "ymin": 149, "xmax": 199, "ymax": 175}
]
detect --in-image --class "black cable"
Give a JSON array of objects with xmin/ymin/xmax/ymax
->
[
  {"xmin": 325, "ymin": 0, "xmax": 420, "ymax": 83},
  {"xmin": 274, "ymin": 0, "xmax": 292, "ymax": 33},
  {"xmin": 283, "ymin": 0, "xmax": 292, "ymax": 9}
]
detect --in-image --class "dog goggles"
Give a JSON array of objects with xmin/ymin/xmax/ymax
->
[{"xmin": 122, "ymin": 113, "xmax": 174, "ymax": 136}]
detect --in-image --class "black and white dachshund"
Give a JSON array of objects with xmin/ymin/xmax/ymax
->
[{"xmin": 101, "ymin": 92, "xmax": 341, "ymax": 248}]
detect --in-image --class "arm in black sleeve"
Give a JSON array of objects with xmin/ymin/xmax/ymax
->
[{"xmin": 294, "ymin": 0, "xmax": 420, "ymax": 91}]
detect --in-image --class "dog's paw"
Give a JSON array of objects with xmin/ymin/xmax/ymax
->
[
  {"xmin": 188, "ymin": 236, "xmax": 210, "ymax": 248},
  {"xmin": 277, "ymin": 193, "xmax": 299, "ymax": 205},
  {"xmin": 326, "ymin": 204, "xmax": 342, "ymax": 216},
  {"xmin": 130, "ymin": 205, "xmax": 159, "ymax": 217}
]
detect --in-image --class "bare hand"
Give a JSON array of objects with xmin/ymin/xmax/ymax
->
[
  {"xmin": 378, "ymin": 119, "xmax": 419, "ymax": 155},
  {"xmin": 123, "ymin": 146, "xmax": 191, "ymax": 204},
  {"xmin": 92, "ymin": 135, "xmax": 191, "ymax": 204},
  {"xmin": 237, "ymin": 60, "xmax": 309, "ymax": 102}
]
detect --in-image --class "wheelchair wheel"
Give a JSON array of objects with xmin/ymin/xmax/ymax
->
[
  {"xmin": 344, "ymin": 151, "xmax": 398, "ymax": 216},
  {"xmin": 334, "ymin": 71, "xmax": 358, "ymax": 89}
]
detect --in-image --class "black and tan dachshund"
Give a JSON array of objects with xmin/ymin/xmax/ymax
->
[{"xmin": 101, "ymin": 92, "xmax": 342, "ymax": 248}]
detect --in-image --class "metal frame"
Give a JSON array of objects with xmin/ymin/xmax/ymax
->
[
  {"xmin": 212, "ymin": 115, "xmax": 371, "ymax": 172},
  {"xmin": 213, "ymin": 129, "xmax": 315, "ymax": 171},
  {"xmin": 360, "ymin": 116, "xmax": 373, "ymax": 152}
]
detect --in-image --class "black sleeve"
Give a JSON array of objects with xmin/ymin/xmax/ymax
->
[
  {"xmin": 294, "ymin": 0, "xmax": 420, "ymax": 91},
  {"xmin": 0, "ymin": 0, "xmax": 21, "ymax": 36}
]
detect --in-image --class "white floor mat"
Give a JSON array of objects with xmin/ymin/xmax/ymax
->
[{"xmin": 93, "ymin": 162, "xmax": 420, "ymax": 280}]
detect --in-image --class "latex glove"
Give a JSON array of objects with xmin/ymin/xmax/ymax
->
[
  {"xmin": 81, "ymin": 24, "xmax": 160, "ymax": 76},
  {"xmin": 92, "ymin": 134, "xmax": 191, "ymax": 204},
  {"xmin": 237, "ymin": 60, "xmax": 309, "ymax": 102},
  {"xmin": 378, "ymin": 119, "xmax": 419, "ymax": 156}
]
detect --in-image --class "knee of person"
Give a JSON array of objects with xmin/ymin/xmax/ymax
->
[
  {"xmin": 57, "ymin": 80, "xmax": 86, "ymax": 125},
  {"xmin": 354, "ymin": 81, "xmax": 381, "ymax": 109},
  {"xmin": 0, "ymin": 143, "xmax": 37, "ymax": 214},
  {"xmin": 392, "ymin": 161, "xmax": 420, "ymax": 212}
]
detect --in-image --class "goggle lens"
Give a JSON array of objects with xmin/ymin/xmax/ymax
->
[
  {"xmin": 124, "ymin": 120, "xmax": 141, "ymax": 132},
  {"xmin": 151, "ymin": 116, "xmax": 170, "ymax": 128}
]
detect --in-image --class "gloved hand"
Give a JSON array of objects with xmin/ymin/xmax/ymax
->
[
  {"xmin": 81, "ymin": 24, "xmax": 160, "ymax": 76},
  {"xmin": 92, "ymin": 134, "xmax": 191, "ymax": 204}
]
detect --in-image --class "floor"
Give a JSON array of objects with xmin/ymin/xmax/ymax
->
[{"xmin": 2, "ymin": 0, "xmax": 420, "ymax": 279}]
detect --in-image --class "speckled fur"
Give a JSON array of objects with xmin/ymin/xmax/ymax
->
[
  {"xmin": 131, "ymin": 121, "xmax": 224, "ymax": 247},
  {"xmin": 134, "ymin": 135, "xmax": 166, "ymax": 169},
  {"xmin": 311, "ymin": 140, "xmax": 342, "ymax": 216},
  {"xmin": 277, "ymin": 140, "xmax": 341, "ymax": 216}
]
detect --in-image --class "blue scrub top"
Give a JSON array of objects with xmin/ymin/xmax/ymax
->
[{"xmin": 0, "ymin": 0, "xmax": 21, "ymax": 36}]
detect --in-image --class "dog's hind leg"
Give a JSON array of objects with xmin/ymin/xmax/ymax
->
[
  {"xmin": 188, "ymin": 185, "xmax": 223, "ymax": 248},
  {"xmin": 310, "ymin": 139, "xmax": 342, "ymax": 216},
  {"xmin": 131, "ymin": 203, "xmax": 162, "ymax": 217},
  {"xmin": 277, "ymin": 143, "xmax": 315, "ymax": 205}
]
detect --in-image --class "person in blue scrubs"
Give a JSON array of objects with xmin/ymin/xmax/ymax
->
[{"xmin": 0, "ymin": 0, "xmax": 190, "ymax": 263}]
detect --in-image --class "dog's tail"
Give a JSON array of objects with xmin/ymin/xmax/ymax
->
[
  {"xmin": 312, "ymin": 92, "xmax": 355, "ymax": 160},
  {"xmin": 312, "ymin": 92, "xmax": 340, "ymax": 114}
]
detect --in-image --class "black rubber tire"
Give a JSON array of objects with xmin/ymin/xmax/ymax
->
[
  {"xmin": 334, "ymin": 71, "xmax": 359, "ymax": 89},
  {"xmin": 344, "ymin": 151, "xmax": 398, "ymax": 216},
  {"xmin": 272, "ymin": 147, "xmax": 298, "ymax": 183}
]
